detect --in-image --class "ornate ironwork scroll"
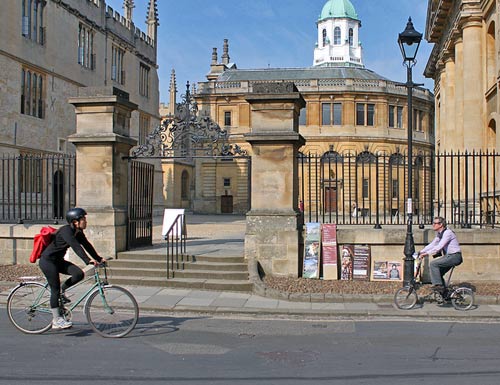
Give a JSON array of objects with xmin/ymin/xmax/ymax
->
[{"xmin": 130, "ymin": 83, "xmax": 248, "ymax": 158}]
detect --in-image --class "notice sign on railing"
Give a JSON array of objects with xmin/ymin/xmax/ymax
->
[
  {"xmin": 352, "ymin": 245, "xmax": 371, "ymax": 280},
  {"xmin": 340, "ymin": 244, "xmax": 371, "ymax": 280},
  {"xmin": 303, "ymin": 223, "xmax": 321, "ymax": 279},
  {"xmin": 322, "ymin": 224, "xmax": 338, "ymax": 280}
]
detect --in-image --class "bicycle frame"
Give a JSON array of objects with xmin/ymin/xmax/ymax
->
[{"xmin": 21, "ymin": 266, "xmax": 108, "ymax": 315}]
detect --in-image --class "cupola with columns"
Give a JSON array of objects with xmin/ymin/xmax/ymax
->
[{"xmin": 313, "ymin": 0, "xmax": 363, "ymax": 67}]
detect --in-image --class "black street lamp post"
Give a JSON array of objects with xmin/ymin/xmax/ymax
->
[{"xmin": 398, "ymin": 18, "xmax": 422, "ymax": 286}]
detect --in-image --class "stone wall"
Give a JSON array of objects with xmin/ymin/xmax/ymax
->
[{"xmin": 2, "ymin": 223, "xmax": 500, "ymax": 282}]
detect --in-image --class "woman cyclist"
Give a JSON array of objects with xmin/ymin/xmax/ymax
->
[{"xmin": 39, "ymin": 208, "xmax": 103, "ymax": 330}]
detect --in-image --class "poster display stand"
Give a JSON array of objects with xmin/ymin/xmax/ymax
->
[
  {"xmin": 322, "ymin": 224, "xmax": 338, "ymax": 280},
  {"xmin": 162, "ymin": 209, "xmax": 185, "ymax": 238},
  {"xmin": 372, "ymin": 259, "xmax": 402, "ymax": 281},
  {"xmin": 352, "ymin": 244, "xmax": 371, "ymax": 280},
  {"xmin": 302, "ymin": 223, "xmax": 320, "ymax": 279},
  {"xmin": 340, "ymin": 245, "xmax": 354, "ymax": 280}
]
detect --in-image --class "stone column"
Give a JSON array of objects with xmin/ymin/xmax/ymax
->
[
  {"xmin": 444, "ymin": 55, "xmax": 456, "ymax": 151},
  {"xmin": 462, "ymin": 20, "xmax": 484, "ymax": 150},
  {"xmin": 454, "ymin": 38, "xmax": 464, "ymax": 148},
  {"xmin": 68, "ymin": 87, "xmax": 137, "ymax": 258},
  {"xmin": 244, "ymin": 83, "xmax": 305, "ymax": 277}
]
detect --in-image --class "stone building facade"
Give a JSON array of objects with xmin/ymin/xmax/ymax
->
[
  {"xmin": 425, "ymin": 0, "xmax": 498, "ymax": 153},
  {"xmin": 425, "ymin": 0, "xmax": 499, "ymax": 220},
  {"xmin": 168, "ymin": 0, "xmax": 435, "ymax": 217},
  {"xmin": 0, "ymin": 0, "xmax": 160, "ymax": 156}
]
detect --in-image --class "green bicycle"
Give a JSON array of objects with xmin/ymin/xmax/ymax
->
[{"xmin": 6, "ymin": 264, "xmax": 139, "ymax": 338}]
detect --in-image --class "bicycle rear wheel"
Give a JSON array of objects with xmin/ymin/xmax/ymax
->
[
  {"xmin": 394, "ymin": 286, "xmax": 418, "ymax": 310},
  {"xmin": 7, "ymin": 282, "xmax": 52, "ymax": 334},
  {"xmin": 451, "ymin": 287, "xmax": 474, "ymax": 311},
  {"xmin": 84, "ymin": 285, "xmax": 139, "ymax": 338}
]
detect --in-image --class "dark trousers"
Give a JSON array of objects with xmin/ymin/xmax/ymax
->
[
  {"xmin": 39, "ymin": 258, "xmax": 84, "ymax": 308},
  {"xmin": 429, "ymin": 252, "xmax": 463, "ymax": 286}
]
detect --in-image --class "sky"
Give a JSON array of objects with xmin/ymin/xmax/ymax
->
[{"xmin": 105, "ymin": 0, "xmax": 433, "ymax": 104}]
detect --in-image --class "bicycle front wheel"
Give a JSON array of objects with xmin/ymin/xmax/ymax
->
[
  {"xmin": 84, "ymin": 285, "xmax": 139, "ymax": 338},
  {"xmin": 7, "ymin": 282, "xmax": 52, "ymax": 334},
  {"xmin": 451, "ymin": 287, "xmax": 475, "ymax": 311},
  {"xmin": 394, "ymin": 286, "xmax": 418, "ymax": 310}
]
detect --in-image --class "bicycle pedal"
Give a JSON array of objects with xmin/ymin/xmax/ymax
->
[{"xmin": 60, "ymin": 294, "xmax": 71, "ymax": 304}]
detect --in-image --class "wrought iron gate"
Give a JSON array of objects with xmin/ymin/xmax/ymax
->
[
  {"xmin": 127, "ymin": 160, "xmax": 154, "ymax": 249},
  {"xmin": 125, "ymin": 82, "xmax": 250, "ymax": 249}
]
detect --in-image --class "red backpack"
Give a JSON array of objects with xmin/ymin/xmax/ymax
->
[{"xmin": 29, "ymin": 226, "xmax": 57, "ymax": 263}]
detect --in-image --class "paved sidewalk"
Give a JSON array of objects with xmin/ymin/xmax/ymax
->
[
  {"xmin": 2, "ymin": 281, "xmax": 500, "ymax": 321},
  {"xmin": 2, "ymin": 213, "xmax": 500, "ymax": 321}
]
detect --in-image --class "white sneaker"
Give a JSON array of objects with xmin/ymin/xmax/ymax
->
[{"xmin": 52, "ymin": 317, "xmax": 72, "ymax": 330}]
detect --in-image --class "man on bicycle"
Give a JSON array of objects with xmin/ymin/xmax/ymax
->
[
  {"xmin": 39, "ymin": 208, "xmax": 103, "ymax": 330},
  {"xmin": 418, "ymin": 216, "xmax": 463, "ymax": 290}
]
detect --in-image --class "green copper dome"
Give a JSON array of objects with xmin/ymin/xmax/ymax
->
[{"xmin": 319, "ymin": 0, "xmax": 359, "ymax": 21}]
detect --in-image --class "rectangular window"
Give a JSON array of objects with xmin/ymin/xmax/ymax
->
[
  {"xmin": 356, "ymin": 103, "xmax": 365, "ymax": 125},
  {"xmin": 78, "ymin": 24, "xmax": 95, "ymax": 69},
  {"xmin": 22, "ymin": 0, "xmax": 45, "ymax": 45},
  {"xmin": 362, "ymin": 178, "xmax": 369, "ymax": 199},
  {"xmin": 224, "ymin": 111, "xmax": 231, "ymax": 127},
  {"xmin": 389, "ymin": 106, "xmax": 395, "ymax": 127},
  {"xmin": 223, "ymin": 178, "xmax": 231, "ymax": 187},
  {"xmin": 322, "ymin": 103, "xmax": 331, "ymax": 125},
  {"xmin": 392, "ymin": 179, "xmax": 399, "ymax": 199},
  {"xmin": 139, "ymin": 114, "xmax": 150, "ymax": 145},
  {"xmin": 333, "ymin": 103, "xmax": 342, "ymax": 125},
  {"xmin": 367, "ymin": 104, "xmax": 374, "ymax": 126},
  {"xmin": 139, "ymin": 64, "xmax": 150, "ymax": 97},
  {"xmin": 322, "ymin": 103, "xmax": 342, "ymax": 125},
  {"xmin": 111, "ymin": 46, "xmax": 125, "ymax": 84},
  {"xmin": 21, "ymin": 68, "xmax": 44, "ymax": 119},
  {"xmin": 356, "ymin": 103, "xmax": 375, "ymax": 126},
  {"xmin": 397, "ymin": 106, "xmax": 403, "ymax": 128}
]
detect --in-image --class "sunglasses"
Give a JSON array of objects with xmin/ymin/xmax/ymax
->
[{"xmin": 433, "ymin": 222, "xmax": 441, "ymax": 225}]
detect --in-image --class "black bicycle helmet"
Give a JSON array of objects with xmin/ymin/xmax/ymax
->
[{"xmin": 66, "ymin": 207, "xmax": 87, "ymax": 224}]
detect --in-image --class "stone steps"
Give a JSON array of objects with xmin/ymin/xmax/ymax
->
[{"xmin": 108, "ymin": 251, "xmax": 252, "ymax": 292}]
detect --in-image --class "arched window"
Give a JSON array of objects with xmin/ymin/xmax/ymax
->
[
  {"xmin": 356, "ymin": 151, "xmax": 376, "ymax": 164},
  {"xmin": 487, "ymin": 22, "xmax": 496, "ymax": 88},
  {"xmin": 334, "ymin": 27, "xmax": 341, "ymax": 45},
  {"xmin": 322, "ymin": 29, "xmax": 327, "ymax": 47},
  {"xmin": 349, "ymin": 28, "xmax": 354, "ymax": 46},
  {"xmin": 322, "ymin": 150, "xmax": 344, "ymax": 164},
  {"xmin": 181, "ymin": 170, "xmax": 189, "ymax": 199},
  {"xmin": 389, "ymin": 153, "xmax": 404, "ymax": 165},
  {"xmin": 488, "ymin": 119, "xmax": 496, "ymax": 149}
]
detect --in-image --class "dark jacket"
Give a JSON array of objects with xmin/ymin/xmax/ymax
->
[{"xmin": 41, "ymin": 224, "xmax": 102, "ymax": 265}]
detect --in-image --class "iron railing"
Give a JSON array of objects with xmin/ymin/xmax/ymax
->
[
  {"xmin": 0, "ymin": 154, "xmax": 76, "ymax": 223},
  {"xmin": 165, "ymin": 213, "xmax": 187, "ymax": 278},
  {"xmin": 299, "ymin": 151, "xmax": 500, "ymax": 228}
]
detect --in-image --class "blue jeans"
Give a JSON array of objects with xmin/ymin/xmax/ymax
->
[{"xmin": 429, "ymin": 252, "xmax": 463, "ymax": 286}]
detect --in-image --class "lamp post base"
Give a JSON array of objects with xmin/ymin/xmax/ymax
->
[{"xmin": 403, "ymin": 230, "xmax": 415, "ymax": 286}]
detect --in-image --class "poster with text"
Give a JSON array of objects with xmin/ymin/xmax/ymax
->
[
  {"xmin": 322, "ymin": 224, "xmax": 338, "ymax": 280},
  {"xmin": 340, "ymin": 245, "xmax": 354, "ymax": 280},
  {"xmin": 353, "ymin": 245, "xmax": 371, "ymax": 280},
  {"xmin": 372, "ymin": 261, "xmax": 388, "ymax": 280},
  {"xmin": 303, "ymin": 223, "xmax": 321, "ymax": 279},
  {"xmin": 388, "ymin": 261, "xmax": 403, "ymax": 281}
]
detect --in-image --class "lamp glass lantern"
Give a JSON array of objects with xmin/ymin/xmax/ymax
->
[{"xmin": 398, "ymin": 18, "xmax": 422, "ymax": 63}]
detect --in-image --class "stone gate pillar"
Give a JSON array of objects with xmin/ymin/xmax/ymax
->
[
  {"xmin": 244, "ymin": 83, "xmax": 305, "ymax": 277},
  {"xmin": 68, "ymin": 87, "xmax": 137, "ymax": 257}
]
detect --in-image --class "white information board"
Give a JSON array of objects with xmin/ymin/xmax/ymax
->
[{"xmin": 162, "ymin": 209, "xmax": 185, "ymax": 238}]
